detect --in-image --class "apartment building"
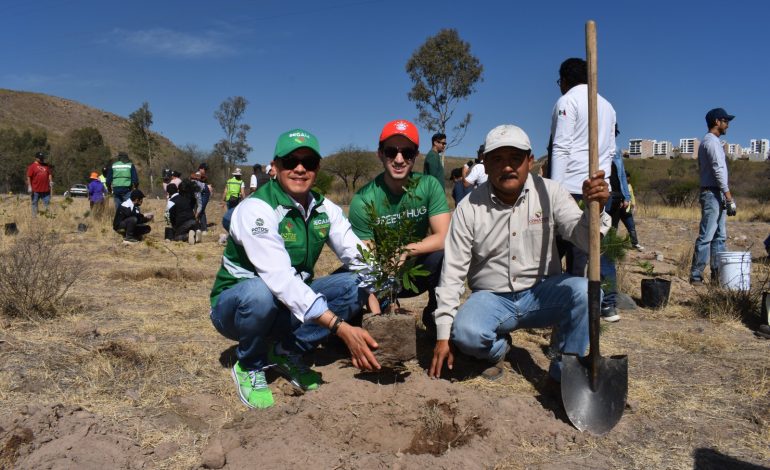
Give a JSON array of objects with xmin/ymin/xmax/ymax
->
[
  {"xmin": 679, "ymin": 138, "xmax": 699, "ymax": 159},
  {"xmin": 628, "ymin": 139, "xmax": 654, "ymax": 158},
  {"xmin": 750, "ymin": 139, "xmax": 769, "ymax": 159},
  {"xmin": 653, "ymin": 141, "xmax": 672, "ymax": 158}
]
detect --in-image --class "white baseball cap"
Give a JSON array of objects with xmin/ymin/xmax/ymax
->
[
  {"xmin": 232, "ymin": 168, "xmax": 242, "ymax": 176},
  {"xmin": 484, "ymin": 125, "xmax": 531, "ymax": 154}
]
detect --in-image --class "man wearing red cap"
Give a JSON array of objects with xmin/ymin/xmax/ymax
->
[{"xmin": 348, "ymin": 120, "xmax": 451, "ymax": 332}]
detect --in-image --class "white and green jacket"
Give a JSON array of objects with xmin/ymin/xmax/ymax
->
[{"xmin": 210, "ymin": 180, "xmax": 368, "ymax": 323}]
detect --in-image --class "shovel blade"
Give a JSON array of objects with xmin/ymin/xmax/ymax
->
[{"xmin": 561, "ymin": 353, "xmax": 628, "ymax": 435}]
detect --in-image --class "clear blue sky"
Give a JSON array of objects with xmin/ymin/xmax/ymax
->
[{"xmin": 2, "ymin": 0, "xmax": 767, "ymax": 164}]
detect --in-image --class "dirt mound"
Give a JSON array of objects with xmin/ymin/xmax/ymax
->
[
  {"xmin": 0, "ymin": 404, "xmax": 147, "ymax": 469},
  {"xmin": 205, "ymin": 368, "xmax": 593, "ymax": 469}
]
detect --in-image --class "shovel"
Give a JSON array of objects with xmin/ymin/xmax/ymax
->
[{"xmin": 561, "ymin": 20, "xmax": 628, "ymax": 436}]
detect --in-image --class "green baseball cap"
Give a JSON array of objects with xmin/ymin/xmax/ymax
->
[{"xmin": 274, "ymin": 129, "xmax": 321, "ymax": 159}]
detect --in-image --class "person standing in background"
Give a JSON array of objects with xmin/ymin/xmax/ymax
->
[
  {"xmin": 26, "ymin": 151, "xmax": 53, "ymax": 216},
  {"xmin": 423, "ymin": 133, "xmax": 446, "ymax": 185},
  {"xmin": 690, "ymin": 108, "xmax": 736, "ymax": 286}
]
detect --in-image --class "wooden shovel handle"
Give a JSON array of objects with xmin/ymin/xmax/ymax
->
[
  {"xmin": 586, "ymin": 20, "xmax": 602, "ymax": 387},
  {"xmin": 586, "ymin": 20, "xmax": 600, "ymax": 283}
]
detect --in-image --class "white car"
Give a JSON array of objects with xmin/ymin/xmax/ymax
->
[{"xmin": 65, "ymin": 184, "xmax": 89, "ymax": 198}]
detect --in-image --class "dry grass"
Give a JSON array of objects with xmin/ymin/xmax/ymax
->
[{"xmin": 636, "ymin": 199, "xmax": 770, "ymax": 223}]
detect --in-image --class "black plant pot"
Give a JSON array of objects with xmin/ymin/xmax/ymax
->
[
  {"xmin": 164, "ymin": 227, "xmax": 174, "ymax": 241},
  {"xmin": 641, "ymin": 278, "xmax": 671, "ymax": 309}
]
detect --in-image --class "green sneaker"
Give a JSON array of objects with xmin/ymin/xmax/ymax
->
[
  {"xmin": 231, "ymin": 362, "xmax": 274, "ymax": 409},
  {"xmin": 268, "ymin": 345, "xmax": 321, "ymax": 391}
]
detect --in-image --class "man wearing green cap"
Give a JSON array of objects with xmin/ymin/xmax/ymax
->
[{"xmin": 210, "ymin": 129, "xmax": 381, "ymax": 409}]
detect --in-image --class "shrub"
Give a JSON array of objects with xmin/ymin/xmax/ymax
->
[
  {"xmin": 0, "ymin": 232, "xmax": 79, "ymax": 320},
  {"xmin": 650, "ymin": 178, "xmax": 699, "ymax": 207},
  {"xmin": 691, "ymin": 269, "xmax": 769, "ymax": 325}
]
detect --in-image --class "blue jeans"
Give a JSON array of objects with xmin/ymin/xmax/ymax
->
[
  {"xmin": 199, "ymin": 191, "xmax": 210, "ymax": 231},
  {"xmin": 113, "ymin": 187, "xmax": 131, "ymax": 208},
  {"xmin": 690, "ymin": 188, "xmax": 726, "ymax": 281},
  {"xmin": 562, "ymin": 195, "xmax": 617, "ymax": 309},
  {"xmin": 222, "ymin": 207, "xmax": 234, "ymax": 232},
  {"xmin": 451, "ymin": 274, "xmax": 589, "ymax": 381},
  {"xmin": 210, "ymin": 272, "xmax": 365, "ymax": 370},
  {"xmin": 31, "ymin": 192, "xmax": 50, "ymax": 215}
]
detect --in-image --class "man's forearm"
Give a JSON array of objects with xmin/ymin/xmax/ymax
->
[{"xmin": 406, "ymin": 233, "xmax": 444, "ymax": 256}]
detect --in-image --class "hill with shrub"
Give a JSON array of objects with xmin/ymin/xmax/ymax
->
[{"xmin": 0, "ymin": 89, "xmax": 179, "ymax": 194}]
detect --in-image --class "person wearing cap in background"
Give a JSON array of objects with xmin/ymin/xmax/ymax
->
[
  {"xmin": 26, "ymin": 151, "xmax": 53, "ymax": 216},
  {"xmin": 429, "ymin": 124, "xmax": 611, "ymax": 394},
  {"xmin": 210, "ymin": 128, "xmax": 381, "ymax": 409},
  {"xmin": 348, "ymin": 120, "xmax": 451, "ymax": 333},
  {"xmin": 689, "ymin": 108, "xmax": 737, "ymax": 286},
  {"xmin": 106, "ymin": 152, "xmax": 139, "ymax": 208},
  {"xmin": 223, "ymin": 168, "xmax": 245, "ymax": 210},
  {"xmin": 423, "ymin": 133, "xmax": 446, "ymax": 186},
  {"xmin": 463, "ymin": 144, "xmax": 487, "ymax": 190},
  {"xmin": 113, "ymin": 189, "xmax": 154, "ymax": 243},
  {"xmin": 87, "ymin": 171, "xmax": 107, "ymax": 219}
]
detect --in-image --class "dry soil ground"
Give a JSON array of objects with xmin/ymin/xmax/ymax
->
[{"xmin": 0, "ymin": 195, "xmax": 768, "ymax": 469}]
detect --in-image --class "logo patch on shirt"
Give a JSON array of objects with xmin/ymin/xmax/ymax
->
[
  {"xmin": 251, "ymin": 218, "xmax": 268, "ymax": 236},
  {"xmin": 529, "ymin": 210, "xmax": 547, "ymax": 225},
  {"xmin": 558, "ymin": 109, "xmax": 567, "ymax": 117}
]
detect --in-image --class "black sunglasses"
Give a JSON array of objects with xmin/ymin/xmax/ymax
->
[
  {"xmin": 281, "ymin": 154, "xmax": 320, "ymax": 171},
  {"xmin": 382, "ymin": 146, "xmax": 418, "ymax": 161}
]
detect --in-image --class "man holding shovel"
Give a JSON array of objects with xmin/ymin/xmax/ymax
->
[
  {"xmin": 429, "ymin": 124, "xmax": 610, "ymax": 387},
  {"xmin": 209, "ymin": 129, "xmax": 380, "ymax": 409}
]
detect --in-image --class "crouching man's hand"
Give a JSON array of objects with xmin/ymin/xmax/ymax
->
[
  {"xmin": 582, "ymin": 170, "xmax": 609, "ymax": 209},
  {"xmin": 429, "ymin": 339, "xmax": 454, "ymax": 379},
  {"xmin": 336, "ymin": 323, "xmax": 381, "ymax": 372}
]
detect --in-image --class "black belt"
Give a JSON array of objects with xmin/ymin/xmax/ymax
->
[{"xmin": 700, "ymin": 186, "xmax": 719, "ymax": 191}]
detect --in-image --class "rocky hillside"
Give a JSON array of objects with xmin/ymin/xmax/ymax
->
[{"xmin": 0, "ymin": 88, "xmax": 178, "ymax": 156}]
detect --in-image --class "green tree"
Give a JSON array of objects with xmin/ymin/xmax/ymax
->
[
  {"xmin": 128, "ymin": 102, "xmax": 159, "ymax": 192},
  {"xmin": 323, "ymin": 145, "xmax": 380, "ymax": 193},
  {"xmin": 406, "ymin": 28, "xmax": 483, "ymax": 149},
  {"xmin": 56, "ymin": 127, "xmax": 111, "ymax": 190},
  {"xmin": 214, "ymin": 96, "xmax": 252, "ymax": 178},
  {"xmin": 0, "ymin": 128, "xmax": 49, "ymax": 193}
]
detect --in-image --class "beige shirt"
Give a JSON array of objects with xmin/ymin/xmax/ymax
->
[{"xmin": 434, "ymin": 174, "xmax": 611, "ymax": 340}]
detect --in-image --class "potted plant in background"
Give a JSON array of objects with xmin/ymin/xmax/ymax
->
[
  {"xmin": 638, "ymin": 260, "xmax": 671, "ymax": 308},
  {"xmin": 356, "ymin": 178, "xmax": 428, "ymax": 368}
]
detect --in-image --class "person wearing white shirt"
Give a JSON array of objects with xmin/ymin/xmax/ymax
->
[
  {"xmin": 548, "ymin": 58, "xmax": 616, "ymax": 194},
  {"xmin": 463, "ymin": 145, "xmax": 487, "ymax": 189},
  {"xmin": 209, "ymin": 128, "xmax": 380, "ymax": 409},
  {"xmin": 547, "ymin": 57, "xmax": 621, "ymax": 322}
]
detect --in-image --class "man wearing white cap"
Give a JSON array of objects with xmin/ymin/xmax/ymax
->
[
  {"xmin": 223, "ymin": 168, "xmax": 246, "ymax": 209},
  {"xmin": 429, "ymin": 124, "xmax": 611, "ymax": 390}
]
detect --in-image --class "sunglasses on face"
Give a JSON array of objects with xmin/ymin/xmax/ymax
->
[
  {"xmin": 381, "ymin": 146, "xmax": 418, "ymax": 161},
  {"xmin": 281, "ymin": 154, "xmax": 320, "ymax": 171}
]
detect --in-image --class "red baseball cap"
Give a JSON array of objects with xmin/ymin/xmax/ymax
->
[{"xmin": 379, "ymin": 119, "xmax": 419, "ymax": 147}]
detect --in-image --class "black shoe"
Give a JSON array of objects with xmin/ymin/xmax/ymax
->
[{"xmin": 601, "ymin": 305, "xmax": 620, "ymax": 322}]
